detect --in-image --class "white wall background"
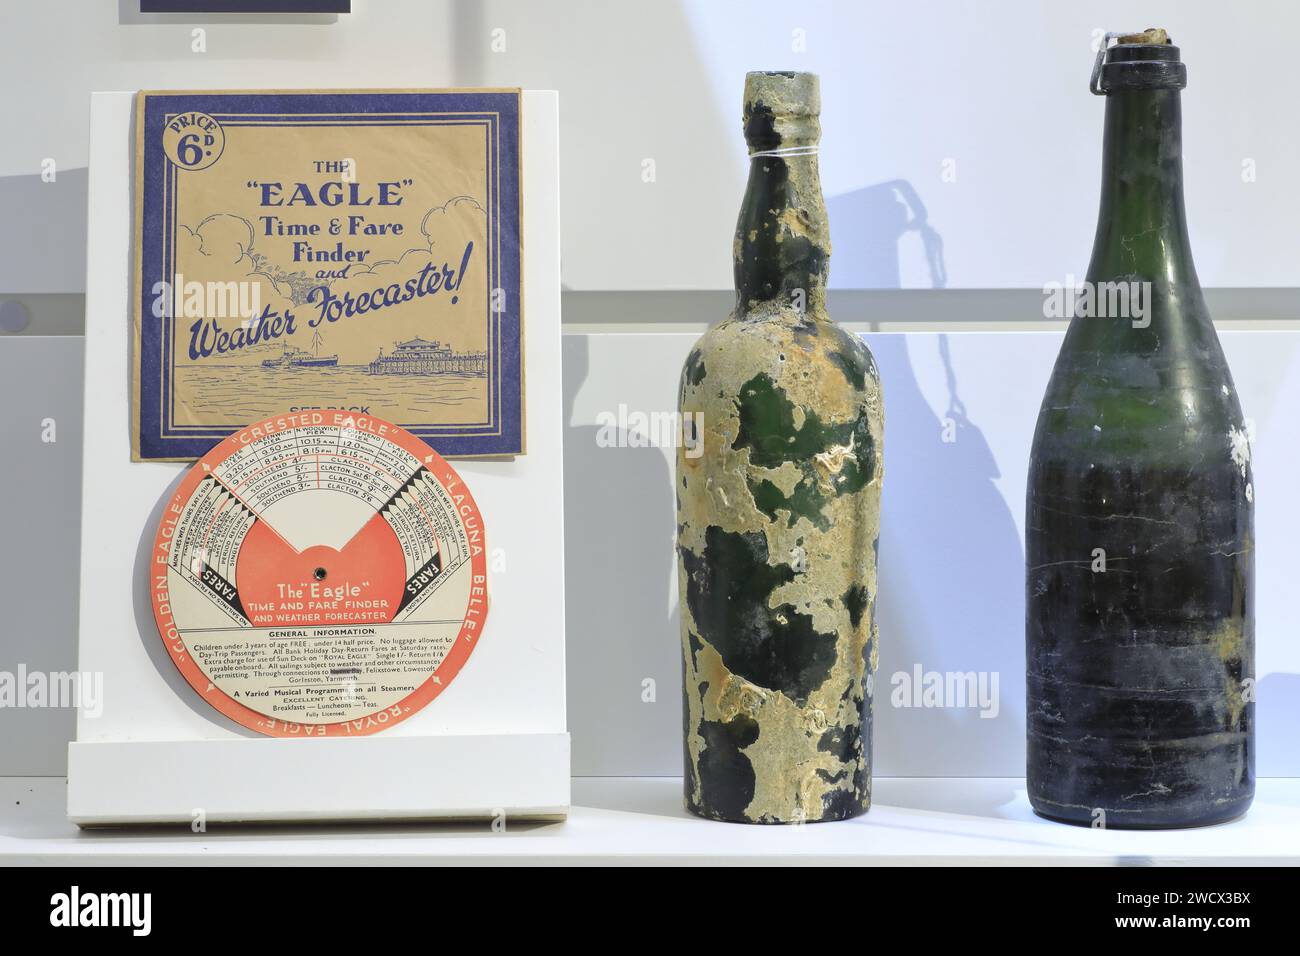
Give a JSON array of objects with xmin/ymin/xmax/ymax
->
[
  {"xmin": 2, "ymin": 0, "xmax": 1298, "ymax": 294},
  {"xmin": 1, "ymin": 1, "xmax": 1297, "ymax": 777}
]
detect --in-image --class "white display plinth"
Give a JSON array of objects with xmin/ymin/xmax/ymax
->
[
  {"xmin": 67, "ymin": 735, "xmax": 570, "ymax": 826},
  {"xmin": 70, "ymin": 91, "xmax": 569, "ymax": 825}
]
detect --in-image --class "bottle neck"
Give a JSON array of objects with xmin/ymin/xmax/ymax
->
[
  {"xmin": 1061, "ymin": 81, "xmax": 1222, "ymax": 376},
  {"xmin": 733, "ymin": 152, "xmax": 830, "ymax": 314},
  {"xmin": 1088, "ymin": 87, "xmax": 1197, "ymax": 288}
]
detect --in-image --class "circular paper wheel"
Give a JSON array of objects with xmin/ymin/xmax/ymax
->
[{"xmin": 151, "ymin": 412, "xmax": 488, "ymax": 737}]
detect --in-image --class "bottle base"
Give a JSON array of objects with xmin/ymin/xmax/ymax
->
[
  {"xmin": 1029, "ymin": 795, "xmax": 1252, "ymax": 830},
  {"xmin": 684, "ymin": 797, "xmax": 869, "ymax": 825}
]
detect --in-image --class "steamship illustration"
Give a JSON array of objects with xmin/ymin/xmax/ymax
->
[
  {"xmin": 261, "ymin": 331, "xmax": 338, "ymax": 369},
  {"xmin": 369, "ymin": 337, "xmax": 488, "ymax": 376}
]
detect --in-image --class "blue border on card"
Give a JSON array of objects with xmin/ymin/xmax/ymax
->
[{"xmin": 137, "ymin": 90, "xmax": 522, "ymax": 458}]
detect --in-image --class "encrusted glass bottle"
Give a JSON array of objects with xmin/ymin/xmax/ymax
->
[{"xmin": 676, "ymin": 71, "xmax": 885, "ymax": 824}]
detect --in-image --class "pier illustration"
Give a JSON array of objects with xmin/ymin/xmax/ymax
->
[{"xmin": 369, "ymin": 337, "xmax": 488, "ymax": 376}]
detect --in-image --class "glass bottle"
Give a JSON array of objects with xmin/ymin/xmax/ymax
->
[
  {"xmin": 676, "ymin": 71, "xmax": 885, "ymax": 824},
  {"xmin": 1026, "ymin": 30, "xmax": 1254, "ymax": 828}
]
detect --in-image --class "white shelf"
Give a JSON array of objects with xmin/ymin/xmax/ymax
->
[{"xmin": 3, "ymin": 777, "xmax": 1298, "ymax": 865}]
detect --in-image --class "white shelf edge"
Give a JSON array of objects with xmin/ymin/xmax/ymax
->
[{"xmin": 4, "ymin": 775, "xmax": 1294, "ymax": 866}]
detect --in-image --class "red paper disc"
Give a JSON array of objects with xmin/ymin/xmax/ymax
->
[{"xmin": 151, "ymin": 411, "xmax": 488, "ymax": 737}]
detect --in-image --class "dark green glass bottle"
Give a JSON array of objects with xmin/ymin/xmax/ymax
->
[
  {"xmin": 675, "ymin": 72, "xmax": 884, "ymax": 824},
  {"xmin": 1026, "ymin": 30, "xmax": 1254, "ymax": 828}
]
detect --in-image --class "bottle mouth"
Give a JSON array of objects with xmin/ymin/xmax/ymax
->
[
  {"xmin": 1091, "ymin": 29, "xmax": 1187, "ymax": 94},
  {"xmin": 743, "ymin": 71, "xmax": 821, "ymax": 152}
]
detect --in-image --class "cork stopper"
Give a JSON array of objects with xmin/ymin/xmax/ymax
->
[
  {"xmin": 1116, "ymin": 28, "xmax": 1169, "ymax": 45},
  {"xmin": 1092, "ymin": 28, "xmax": 1185, "ymax": 94},
  {"xmin": 743, "ymin": 71, "xmax": 821, "ymax": 153}
]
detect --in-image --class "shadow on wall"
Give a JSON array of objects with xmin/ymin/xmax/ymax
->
[
  {"xmin": 830, "ymin": 180, "xmax": 946, "ymax": 292},
  {"xmin": 830, "ymin": 182, "xmax": 1027, "ymax": 778},
  {"xmin": 562, "ymin": 335, "xmax": 680, "ymax": 776}
]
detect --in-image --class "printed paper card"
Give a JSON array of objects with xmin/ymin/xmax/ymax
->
[{"xmin": 132, "ymin": 89, "xmax": 524, "ymax": 460}]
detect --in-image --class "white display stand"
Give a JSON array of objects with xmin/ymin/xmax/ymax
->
[{"xmin": 67, "ymin": 91, "xmax": 569, "ymax": 826}]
